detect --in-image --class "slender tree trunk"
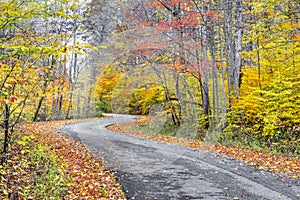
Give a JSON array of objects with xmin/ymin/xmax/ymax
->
[
  {"xmin": 33, "ymin": 56, "xmax": 55, "ymax": 121},
  {"xmin": 66, "ymin": 89, "xmax": 73, "ymax": 119},
  {"xmin": 163, "ymin": 73, "xmax": 180, "ymax": 126},
  {"xmin": 233, "ymin": 0, "xmax": 243, "ymax": 96},
  {"xmin": 33, "ymin": 78, "xmax": 48, "ymax": 121},
  {"xmin": 77, "ymin": 93, "xmax": 81, "ymax": 118},
  {"xmin": 2, "ymin": 104, "xmax": 10, "ymax": 163},
  {"xmin": 207, "ymin": 0, "xmax": 220, "ymax": 129},
  {"xmin": 66, "ymin": 25, "xmax": 78, "ymax": 119},
  {"xmin": 224, "ymin": 0, "xmax": 233, "ymax": 106},
  {"xmin": 33, "ymin": 96, "xmax": 46, "ymax": 122},
  {"xmin": 66, "ymin": 52, "xmax": 77, "ymax": 119},
  {"xmin": 194, "ymin": 38, "xmax": 205, "ymax": 113},
  {"xmin": 217, "ymin": 0, "xmax": 227, "ymax": 128},
  {"xmin": 201, "ymin": 1, "xmax": 210, "ymax": 117},
  {"xmin": 256, "ymin": 38, "xmax": 262, "ymax": 93},
  {"xmin": 174, "ymin": 70, "xmax": 181, "ymax": 124}
]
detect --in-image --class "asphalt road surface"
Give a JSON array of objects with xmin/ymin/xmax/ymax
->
[{"xmin": 61, "ymin": 114, "xmax": 300, "ymax": 200}]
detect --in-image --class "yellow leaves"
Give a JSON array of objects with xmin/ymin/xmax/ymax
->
[
  {"xmin": 83, "ymin": 43, "xmax": 98, "ymax": 50},
  {"xmin": 239, "ymin": 0, "xmax": 300, "ymax": 137},
  {"xmin": 94, "ymin": 66, "xmax": 122, "ymax": 98},
  {"xmin": 2, "ymin": 189, "xmax": 8, "ymax": 196},
  {"xmin": 293, "ymin": 33, "xmax": 300, "ymax": 41},
  {"xmin": 68, "ymin": 3, "xmax": 78, "ymax": 11},
  {"xmin": 128, "ymin": 84, "xmax": 166, "ymax": 115},
  {"xmin": 0, "ymin": 0, "xmax": 94, "ymax": 126}
]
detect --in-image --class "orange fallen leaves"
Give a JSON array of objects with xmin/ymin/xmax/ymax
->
[
  {"xmin": 209, "ymin": 144, "xmax": 300, "ymax": 179},
  {"xmin": 108, "ymin": 117, "xmax": 300, "ymax": 179},
  {"xmin": 21, "ymin": 119, "xmax": 126, "ymax": 200}
]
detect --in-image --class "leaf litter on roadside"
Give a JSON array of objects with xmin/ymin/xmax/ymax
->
[
  {"xmin": 20, "ymin": 119, "xmax": 126, "ymax": 199},
  {"xmin": 108, "ymin": 116, "xmax": 300, "ymax": 179}
]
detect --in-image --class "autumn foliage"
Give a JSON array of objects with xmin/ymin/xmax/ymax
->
[
  {"xmin": 224, "ymin": 0, "xmax": 300, "ymax": 154},
  {"xmin": 0, "ymin": 120, "xmax": 126, "ymax": 199},
  {"xmin": 0, "ymin": 0, "xmax": 94, "ymax": 161},
  {"xmin": 92, "ymin": 0, "xmax": 300, "ymax": 155},
  {"xmin": 1, "ymin": 0, "xmax": 300, "ymax": 198}
]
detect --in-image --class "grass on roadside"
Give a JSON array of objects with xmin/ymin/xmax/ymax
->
[
  {"xmin": 1, "ymin": 119, "xmax": 126, "ymax": 200},
  {"xmin": 0, "ymin": 131, "xmax": 69, "ymax": 199}
]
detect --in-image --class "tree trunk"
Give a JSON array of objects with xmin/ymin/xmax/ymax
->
[
  {"xmin": 33, "ymin": 96, "xmax": 45, "ymax": 122},
  {"xmin": 224, "ymin": 0, "xmax": 233, "ymax": 106},
  {"xmin": 217, "ymin": 0, "xmax": 227, "ymax": 128},
  {"xmin": 2, "ymin": 104, "xmax": 10, "ymax": 163},
  {"xmin": 163, "ymin": 73, "xmax": 180, "ymax": 126},
  {"xmin": 33, "ymin": 56, "xmax": 55, "ymax": 121},
  {"xmin": 233, "ymin": 0, "xmax": 243, "ymax": 96},
  {"xmin": 201, "ymin": 0, "xmax": 210, "ymax": 117}
]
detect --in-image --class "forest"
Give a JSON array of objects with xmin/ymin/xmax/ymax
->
[
  {"xmin": 84, "ymin": 0, "xmax": 300, "ymax": 155},
  {"xmin": 0, "ymin": 0, "xmax": 299, "ymax": 198},
  {"xmin": 0, "ymin": 0, "xmax": 300, "ymax": 158},
  {"xmin": 1, "ymin": 0, "xmax": 299, "ymax": 158}
]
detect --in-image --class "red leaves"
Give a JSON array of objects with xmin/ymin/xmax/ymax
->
[
  {"xmin": 9, "ymin": 96, "xmax": 17, "ymax": 103},
  {"xmin": 0, "ymin": 97, "xmax": 17, "ymax": 105},
  {"xmin": 155, "ymin": 14, "xmax": 200, "ymax": 30}
]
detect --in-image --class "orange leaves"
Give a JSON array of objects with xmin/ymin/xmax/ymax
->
[
  {"xmin": 22, "ymin": 120, "xmax": 126, "ymax": 199},
  {"xmin": 155, "ymin": 14, "xmax": 201, "ymax": 30},
  {"xmin": 139, "ymin": 20, "xmax": 153, "ymax": 27},
  {"xmin": 209, "ymin": 144, "xmax": 300, "ymax": 179}
]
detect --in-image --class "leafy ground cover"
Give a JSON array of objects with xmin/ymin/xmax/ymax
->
[
  {"xmin": 108, "ymin": 116, "xmax": 300, "ymax": 179},
  {"xmin": 0, "ymin": 119, "xmax": 126, "ymax": 200}
]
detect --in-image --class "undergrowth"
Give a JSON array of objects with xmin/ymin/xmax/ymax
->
[
  {"xmin": 219, "ymin": 130, "xmax": 300, "ymax": 159},
  {"xmin": 129, "ymin": 118, "xmax": 300, "ymax": 158},
  {"xmin": 0, "ymin": 131, "xmax": 69, "ymax": 199},
  {"xmin": 129, "ymin": 121, "xmax": 179, "ymax": 137}
]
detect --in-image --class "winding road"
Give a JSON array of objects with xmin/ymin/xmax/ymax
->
[{"xmin": 61, "ymin": 114, "xmax": 300, "ymax": 200}]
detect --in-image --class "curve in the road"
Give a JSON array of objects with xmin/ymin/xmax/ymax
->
[{"xmin": 61, "ymin": 114, "xmax": 300, "ymax": 200}]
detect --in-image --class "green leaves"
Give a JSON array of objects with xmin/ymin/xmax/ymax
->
[{"xmin": 1, "ymin": 88, "xmax": 8, "ymax": 96}]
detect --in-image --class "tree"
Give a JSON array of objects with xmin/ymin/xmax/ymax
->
[
  {"xmin": 225, "ymin": 0, "xmax": 300, "ymax": 152},
  {"xmin": 86, "ymin": 0, "xmax": 299, "ymax": 148},
  {"xmin": 0, "ymin": 0, "xmax": 90, "ymax": 162}
]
